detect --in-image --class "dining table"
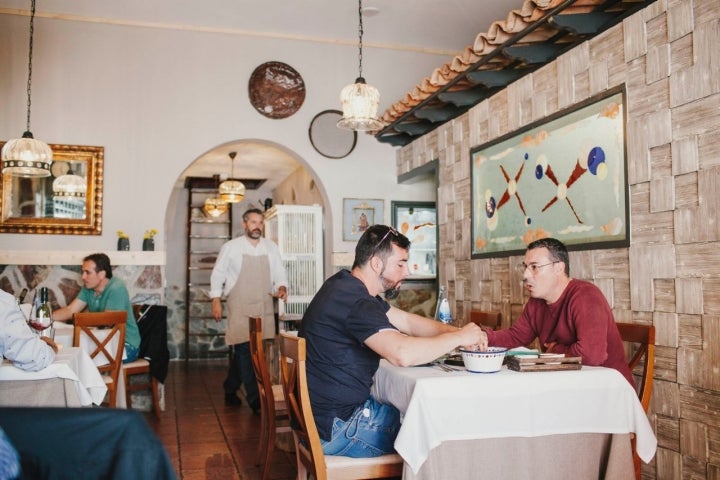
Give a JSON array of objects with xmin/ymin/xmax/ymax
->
[
  {"xmin": 371, "ymin": 359, "xmax": 658, "ymax": 480},
  {"xmin": 0, "ymin": 346, "xmax": 107, "ymax": 407},
  {"xmin": 53, "ymin": 321, "xmax": 127, "ymax": 408}
]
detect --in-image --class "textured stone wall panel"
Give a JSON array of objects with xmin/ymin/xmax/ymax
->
[
  {"xmin": 654, "ymin": 344, "xmax": 678, "ymax": 383},
  {"xmin": 631, "ymin": 210, "xmax": 675, "ymax": 244},
  {"xmin": 672, "ymin": 136, "xmax": 700, "ymax": 175},
  {"xmin": 675, "ymin": 277, "xmax": 703, "ymax": 314},
  {"xmin": 654, "ymin": 378, "xmax": 681, "ymax": 418},
  {"xmin": 655, "ymin": 311, "xmax": 679, "ymax": 348},
  {"xmin": 654, "ymin": 278, "xmax": 676, "ymax": 313},
  {"xmin": 657, "ymin": 415, "xmax": 681, "ymax": 451},
  {"xmin": 698, "ymin": 131, "xmax": 720, "ymax": 170}
]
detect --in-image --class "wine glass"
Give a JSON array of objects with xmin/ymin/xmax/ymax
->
[{"xmin": 27, "ymin": 305, "xmax": 54, "ymax": 339}]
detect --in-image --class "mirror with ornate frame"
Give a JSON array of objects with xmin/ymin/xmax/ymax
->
[{"xmin": 0, "ymin": 142, "xmax": 104, "ymax": 234}]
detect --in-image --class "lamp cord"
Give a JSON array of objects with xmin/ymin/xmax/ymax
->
[
  {"xmin": 357, "ymin": 0, "xmax": 363, "ymax": 79},
  {"xmin": 25, "ymin": 0, "xmax": 37, "ymax": 133}
]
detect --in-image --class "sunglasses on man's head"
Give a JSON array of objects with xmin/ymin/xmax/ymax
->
[{"xmin": 374, "ymin": 226, "xmax": 399, "ymax": 250}]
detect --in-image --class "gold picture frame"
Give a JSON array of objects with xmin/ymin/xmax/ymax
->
[{"xmin": 0, "ymin": 142, "xmax": 104, "ymax": 235}]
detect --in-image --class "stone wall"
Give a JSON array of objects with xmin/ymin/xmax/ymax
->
[{"xmin": 396, "ymin": 1, "xmax": 720, "ymax": 478}]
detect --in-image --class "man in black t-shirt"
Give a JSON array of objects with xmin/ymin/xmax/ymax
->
[{"xmin": 300, "ymin": 225, "xmax": 486, "ymax": 458}]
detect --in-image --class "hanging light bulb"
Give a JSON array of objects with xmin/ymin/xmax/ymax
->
[
  {"xmin": 2, "ymin": 0, "xmax": 53, "ymax": 177},
  {"xmin": 337, "ymin": 0, "xmax": 383, "ymax": 132},
  {"xmin": 218, "ymin": 151, "xmax": 245, "ymax": 203},
  {"xmin": 203, "ymin": 197, "xmax": 228, "ymax": 218}
]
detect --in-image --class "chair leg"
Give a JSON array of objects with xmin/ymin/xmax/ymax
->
[
  {"xmin": 151, "ymin": 377, "xmax": 161, "ymax": 418},
  {"xmin": 124, "ymin": 374, "xmax": 133, "ymax": 409},
  {"xmin": 107, "ymin": 384, "xmax": 117, "ymax": 408},
  {"xmin": 256, "ymin": 408, "xmax": 269, "ymax": 466},
  {"xmin": 260, "ymin": 416, "xmax": 277, "ymax": 480}
]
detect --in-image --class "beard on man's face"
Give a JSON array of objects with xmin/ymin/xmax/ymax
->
[
  {"xmin": 247, "ymin": 228, "xmax": 262, "ymax": 239},
  {"xmin": 380, "ymin": 272, "xmax": 402, "ymax": 300}
]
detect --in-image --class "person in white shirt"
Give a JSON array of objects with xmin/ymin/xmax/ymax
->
[
  {"xmin": 0, "ymin": 289, "xmax": 57, "ymax": 372},
  {"xmin": 210, "ymin": 208, "xmax": 288, "ymax": 411}
]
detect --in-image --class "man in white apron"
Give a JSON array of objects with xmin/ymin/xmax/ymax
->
[{"xmin": 210, "ymin": 208, "xmax": 288, "ymax": 410}]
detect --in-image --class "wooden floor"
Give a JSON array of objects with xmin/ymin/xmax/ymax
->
[{"xmin": 144, "ymin": 359, "xmax": 298, "ymax": 480}]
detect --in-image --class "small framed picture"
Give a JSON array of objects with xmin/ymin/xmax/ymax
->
[{"xmin": 343, "ymin": 198, "xmax": 384, "ymax": 241}]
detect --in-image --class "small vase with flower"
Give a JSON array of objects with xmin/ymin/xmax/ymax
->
[
  {"xmin": 143, "ymin": 229, "xmax": 158, "ymax": 251},
  {"xmin": 117, "ymin": 231, "xmax": 130, "ymax": 251}
]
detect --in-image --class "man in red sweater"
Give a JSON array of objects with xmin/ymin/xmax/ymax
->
[{"xmin": 485, "ymin": 237, "xmax": 634, "ymax": 386}]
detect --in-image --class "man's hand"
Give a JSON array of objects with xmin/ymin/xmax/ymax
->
[
  {"xmin": 40, "ymin": 336, "xmax": 59, "ymax": 353},
  {"xmin": 458, "ymin": 322, "xmax": 489, "ymax": 351},
  {"xmin": 211, "ymin": 297, "xmax": 223, "ymax": 322},
  {"xmin": 276, "ymin": 286, "xmax": 288, "ymax": 301}
]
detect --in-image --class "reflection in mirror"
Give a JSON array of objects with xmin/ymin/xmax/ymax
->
[{"xmin": 0, "ymin": 143, "xmax": 104, "ymax": 234}]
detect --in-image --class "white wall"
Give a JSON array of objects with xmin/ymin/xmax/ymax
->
[{"xmin": 0, "ymin": 10, "xmax": 439, "ymax": 255}]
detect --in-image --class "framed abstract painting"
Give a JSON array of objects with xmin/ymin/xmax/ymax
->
[{"xmin": 471, "ymin": 87, "xmax": 629, "ymax": 258}]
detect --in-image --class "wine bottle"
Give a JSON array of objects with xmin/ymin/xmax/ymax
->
[
  {"xmin": 434, "ymin": 285, "xmax": 453, "ymax": 325},
  {"xmin": 16, "ymin": 287, "xmax": 28, "ymax": 304},
  {"xmin": 29, "ymin": 287, "xmax": 53, "ymax": 334}
]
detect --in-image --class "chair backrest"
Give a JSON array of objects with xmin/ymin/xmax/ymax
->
[
  {"xmin": 279, "ymin": 333, "xmax": 325, "ymax": 480},
  {"xmin": 616, "ymin": 322, "xmax": 655, "ymax": 412},
  {"xmin": 469, "ymin": 310, "xmax": 502, "ymax": 330},
  {"xmin": 73, "ymin": 311, "xmax": 127, "ymax": 384},
  {"xmin": 250, "ymin": 317, "xmax": 275, "ymax": 412}
]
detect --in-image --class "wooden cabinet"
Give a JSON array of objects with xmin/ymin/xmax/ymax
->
[
  {"xmin": 264, "ymin": 204, "xmax": 323, "ymax": 331},
  {"xmin": 184, "ymin": 177, "xmax": 232, "ymax": 359}
]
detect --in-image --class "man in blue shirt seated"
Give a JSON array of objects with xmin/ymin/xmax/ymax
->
[{"xmin": 300, "ymin": 224, "xmax": 487, "ymax": 458}]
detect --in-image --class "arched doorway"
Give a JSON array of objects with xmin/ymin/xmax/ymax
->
[{"xmin": 162, "ymin": 139, "xmax": 330, "ymax": 359}]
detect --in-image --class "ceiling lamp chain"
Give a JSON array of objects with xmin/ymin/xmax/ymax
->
[
  {"xmin": 218, "ymin": 151, "xmax": 246, "ymax": 203},
  {"xmin": 337, "ymin": 0, "xmax": 383, "ymax": 132},
  {"xmin": 1, "ymin": 0, "xmax": 53, "ymax": 177}
]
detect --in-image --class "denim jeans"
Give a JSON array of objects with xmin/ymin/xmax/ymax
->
[
  {"xmin": 223, "ymin": 342, "xmax": 260, "ymax": 408},
  {"xmin": 122, "ymin": 343, "xmax": 139, "ymax": 364},
  {"xmin": 320, "ymin": 396, "xmax": 400, "ymax": 458}
]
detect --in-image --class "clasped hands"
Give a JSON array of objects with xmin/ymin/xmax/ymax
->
[{"xmin": 458, "ymin": 322, "xmax": 488, "ymax": 352}]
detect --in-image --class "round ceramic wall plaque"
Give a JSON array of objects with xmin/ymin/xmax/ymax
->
[{"xmin": 248, "ymin": 61, "xmax": 306, "ymax": 119}]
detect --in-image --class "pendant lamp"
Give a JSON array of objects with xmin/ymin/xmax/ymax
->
[
  {"xmin": 1, "ymin": 0, "xmax": 53, "ymax": 177},
  {"xmin": 203, "ymin": 197, "xmax": 228, "ymax": 218},
  {"xmin": 218, "ymin": 151, "xmax": 245, "ymax": 203},
  {"xmin": 337, "ymin": 0, "xmax": 383, "ymax": 132}
]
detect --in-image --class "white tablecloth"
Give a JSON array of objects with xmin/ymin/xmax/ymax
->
[
  {"xmin": 0, "ymin": 347, "xmax": 107, "ymax": 406},
  {"xmin": 54, "ymin": 322, "xmax": 127, "ymax": 408},
  {"xmin": 372, "ymin": 361, "xmax": 657, "ymax": 474}
]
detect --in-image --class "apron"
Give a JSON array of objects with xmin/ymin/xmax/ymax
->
[{"xmin": 225, "ymin": 254, "xmax": 276, "ymax": 345}]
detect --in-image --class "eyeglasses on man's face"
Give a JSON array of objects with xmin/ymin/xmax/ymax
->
[{"xmin": 517, "ymin": 261, "xmax": 559, "ymax": 274}]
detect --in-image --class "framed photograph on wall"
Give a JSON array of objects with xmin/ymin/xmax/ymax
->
[
  {"xmin": 391, "ymin": 201, "xmax": 437, "ymax": 280},
  {"xmin": 471, "ymin": 86, "xmax": 629, "ymax": 258},
  {"xmin": 343, "ymin": 198, "xmax": 384, "ymax": 241}
]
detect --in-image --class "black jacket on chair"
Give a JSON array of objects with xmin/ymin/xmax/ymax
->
[{"xmin": 136, "ymin": 305, "xmax": 170, "ymax": 383}]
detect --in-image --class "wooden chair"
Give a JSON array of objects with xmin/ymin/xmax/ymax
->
[
  {"xmin": 73, "ymin": 311, "xmax": 127, "ymax": 408},
  {"xmin": 278, "ymin": 333, "xmax": 403, "ymax": 480},
  {"xmin": 616, "ymin": 322, "xmax": 655, "ymax": 480},
  {"xmin": 249, "ymin": 317, "xmax": 291, "ymax": 480},
  {"xmin": 469, "ymin": 310, "xmax": 502, "ymax": 330},
  {"xmin": 123, "ymin": 305, "xmax": 166, "ymax": 418}
]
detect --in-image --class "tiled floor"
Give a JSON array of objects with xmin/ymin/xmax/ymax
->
[{"xmin": 144, "ymin": 359, "xmax": 297, "ymax": 480}]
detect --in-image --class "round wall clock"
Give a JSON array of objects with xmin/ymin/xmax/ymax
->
[
  {"xmin": 248, "ymin": 61, "xmax": 306, "ymax": 119},
  {"xmin": 308, "ymin": 110, "xmax": 357, "ymax": 159}
]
